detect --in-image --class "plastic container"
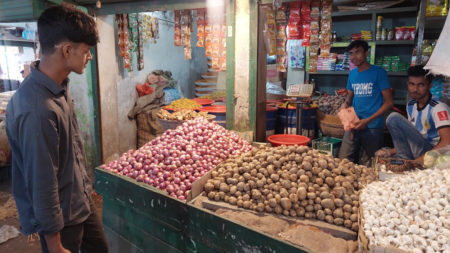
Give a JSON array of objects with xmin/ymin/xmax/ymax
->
[
  {"xmin": 312, "ymin": 137, "xmax": 342, "ymax": 157},
  {"xmin": 198, "ymin": 105, "xmax": 226, "ymax": 127},
  {"xmin": 201, "ymin": 72, "xmax": 219, "ymax": 79},
  {"xmin": 266, "ymin": 106, "xmax": 277, "ymax": 137},
  {"xmin": 277, "ymin": 107, "xmax": 296, "ymax": 134},
  {"xmin": 195, "ymin": 79, "xmax": 217, "ymax": 86},
  {"xmin": 267, "ymin": 134, "xmax": 310, "ymax": 147},
  {"xmin": 192, "ymin": 98, "xmax": 214, "ymax": 106}
]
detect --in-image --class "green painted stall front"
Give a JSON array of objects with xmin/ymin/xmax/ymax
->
[{"xmin": 95, "ymin": 168, "xmax": 308, "ymax": 253}]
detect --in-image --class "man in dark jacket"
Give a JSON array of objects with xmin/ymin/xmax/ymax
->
[{"xmin": 6, "ymin": 5, "xmax": 108, "ymax": 253}]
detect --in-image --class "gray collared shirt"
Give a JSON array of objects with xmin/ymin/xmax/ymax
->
[{"xmin": 6, "ymin": 61, "xmax": 91, "ymax": 235}]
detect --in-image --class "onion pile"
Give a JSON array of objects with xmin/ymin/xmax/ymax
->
[{"xmin": 101, "ymin": 118, "xmax": 252, "ymax": 200}]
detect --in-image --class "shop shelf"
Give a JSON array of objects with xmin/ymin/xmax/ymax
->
[
  {"xmin": 332, "ymin": 41, "xmax": 376, "ymax": 48},
  {"xmin": 309, "ymin": 71, "xmax": 407, "ymax": 77},
  {"xmin": 310, "ymin": 71, "xmax": 350, "ymax": 75},
  {"xmin": 375, "ymin": 40, "xmax": 414, "ymax": 45},
  {"xmin": 332, "ymin": 6, "xmax": 417, "ymax": 17},
  {"xmin": 388, "ymin": 72, "xmax": 408, "ymax": 76},
  {"xmin": 0, "ymin": 32, "xmax": 36, "ymax": 47}
]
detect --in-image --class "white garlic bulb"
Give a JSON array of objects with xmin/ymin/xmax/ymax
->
[{"xmin": 361, "ymin": 168, "xmax": 449, "ymax": 252}]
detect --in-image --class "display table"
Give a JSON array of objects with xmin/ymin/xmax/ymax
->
[{"xmin": 95, "ymin": 168, "xmax": 308, "ymax": 253}]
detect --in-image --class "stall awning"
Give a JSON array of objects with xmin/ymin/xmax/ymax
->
[{"xmin": 424, "ymin": 14, "xmax": 450, "ymax": 77}]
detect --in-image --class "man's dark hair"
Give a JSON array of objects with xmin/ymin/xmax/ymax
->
[
  {"xmin": 408, "ymin": 65, "xmax": 432, "ymax": 83},
  {"xmin": 347, "ymin": 40, "xmax": 369, "ymax": 52},
  {"xmin": 38, "ymin": 5, "xmax": 99, "ymax": 55}
]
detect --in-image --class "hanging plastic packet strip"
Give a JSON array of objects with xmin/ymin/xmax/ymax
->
[
  {"xmin": 174, "ymin": 11, "xmax": 181, "ymax": 46},
  {"xmin": 287, "ymin": 2, "xmax": 302, "ymax": 40},
  {"xmin": 301, "ymin": 1, "xmax": 311, "ymax": 47},
  {"xmin": 196, "ymin": 9, "xmax": 206, "ymax": 47},
  {"xmin": 287, "ymin": 39, "xmax": 305, "ymax": 69}
]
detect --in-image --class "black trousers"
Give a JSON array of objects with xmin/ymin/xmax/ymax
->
[{"xmin": 39, "ymin": 206, "xmax": 108, "ymax": 253}]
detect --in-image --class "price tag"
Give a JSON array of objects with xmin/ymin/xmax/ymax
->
[{"xmin": 287, "ymin": 84, "xmax": 313, "ymax": 97}]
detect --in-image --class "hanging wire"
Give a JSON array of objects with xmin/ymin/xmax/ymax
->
[{"xmin": 156, "ymin": 17, "xmax": 175, "ymax": 25}]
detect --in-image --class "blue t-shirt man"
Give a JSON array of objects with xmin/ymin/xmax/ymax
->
[
  {"xmin": 338, "ymin": 40, "xmax": 393, "ymax": 166},
  {"xmin": 347, "ymin": 65, "xmax": 391, "ymax": 128}
]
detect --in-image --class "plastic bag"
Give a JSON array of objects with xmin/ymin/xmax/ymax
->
[
  {"xmin": 423, "ymin": 145, "xmax": 450, "ymax": 167},
  {"xmin": 163, "ymin": 87, "xmax": 182, "ymax": 105},
  {"xmin": 337, "ymin": 107, "xmax": 359, "ymax": 131}
]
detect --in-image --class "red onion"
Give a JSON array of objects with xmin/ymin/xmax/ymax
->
[{"xmin": 100, "ymin": 118, "xmax": 252, "ymax": 200}]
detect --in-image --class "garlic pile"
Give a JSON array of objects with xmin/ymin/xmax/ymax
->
[{"xmin": 360, "ymin": 168, "xmax": 450, "ymax": 253}]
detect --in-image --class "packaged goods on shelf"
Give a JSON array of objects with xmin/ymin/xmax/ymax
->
[
  {"xmin": 317, "ymin": 53, "xmax": 337, "ymax": 71},
  {"xmin": 426, "ymin": 0, "xmax": 448, "ymax": 16},
  {"xmin": 319, "ymin": 0, "xmax": 333, "ymax": 56},
  {"xmin": 375, "ymin": 56, "xmax": 409, "ymax": 72},
  {"xmin": 360, "ymin": 30, "xmax": 372, "ymax": 41},
  {"xmin": 394, "ymin": 26, "xmax": 416, "ymax": 40}
]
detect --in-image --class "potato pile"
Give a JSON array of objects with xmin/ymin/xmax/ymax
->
[
  {"xmin": 204, "ymin": 145, "xmax": 376, "ymax": 231},
  {"xmin": 317, "ymin": 95, "xmax": 346, "ymax": 115},
  {"xmin": 157, "ymin": 109, "xmax": 214, "ymax": 121}
]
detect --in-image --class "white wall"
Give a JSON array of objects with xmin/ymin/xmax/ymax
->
[
  {"xmin": 97, "ymin": 15, "xmax": 121, "ymax": 162},
  {"xmin": 97, "ymin": 11, "xmax": 209, "ymax": 158}
]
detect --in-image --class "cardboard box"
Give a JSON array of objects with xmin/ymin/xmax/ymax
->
[
  {"xmin": 358, "ymin": 199, "xmax": 409, "ymax": 253},
  {"xmin": 185, "ymin": 170, "xmax": 212, "ymax": 202}
]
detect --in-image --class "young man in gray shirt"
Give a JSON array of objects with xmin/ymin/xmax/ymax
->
[{"xmin": 6, "ymin": 5, "xmax": 108, "ymax": 253}]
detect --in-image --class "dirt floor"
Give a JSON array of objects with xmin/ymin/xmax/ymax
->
[
  {"xmin": 0, "ymin": 179, "xmax": 41, "ymax": 253},
  {"xmin": 193, "ymin": 196, "xmax": 358, "ymax": 253},
  {"xmin": 0, "ymin": 173, "xmax": 104, "ymax": 253}
]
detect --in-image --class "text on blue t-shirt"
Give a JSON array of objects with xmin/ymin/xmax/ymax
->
[{"xmin": 346, "ymin": 65, "xmax": 390, "ymax": 129}]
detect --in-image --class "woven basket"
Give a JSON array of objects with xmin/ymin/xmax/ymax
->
[
  {"xmin": 316, "ymin": 109, "xmax": 342, "ymax": 125},
  {"xmin": 318, "ymin": 121, "xmax": 345, "ymax": 138},
  {"xmin": 316, "ymin": 109, "xmax": 344, "ymax": 138}
]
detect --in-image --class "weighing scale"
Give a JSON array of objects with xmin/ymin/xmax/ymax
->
[{"xmin": 284, "ymin": 83, "xmax": 318, "ymax": 138}]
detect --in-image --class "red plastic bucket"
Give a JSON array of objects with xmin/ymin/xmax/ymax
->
[{"xmin": 267, "ymin": 134, "xmax": 310, "ymax": 147}]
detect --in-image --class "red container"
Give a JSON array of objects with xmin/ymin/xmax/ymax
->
[
  {"xmin": 197, "ymin": 105, "xmax": 226, "ymax": 113},
  {"xmin": 395, "ymin": 27, "xmax": 404, "ymax": 40},
  {"xmin": 267, "ymin": 134, "xmax": 310, "ymax": 147},
  {"xmin": 192, "ymin": 98, "xmax": 214, "ymax": 106}
]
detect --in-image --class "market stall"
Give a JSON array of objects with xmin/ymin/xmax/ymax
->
[{"xmin": 89, "ymin": 0, "xmax": 449, "ymax": 252}]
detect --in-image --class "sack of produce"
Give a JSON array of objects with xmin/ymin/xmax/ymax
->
[{"xmin": 136, "ymin": 109, "xmax": 164, "ymax": 147}]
